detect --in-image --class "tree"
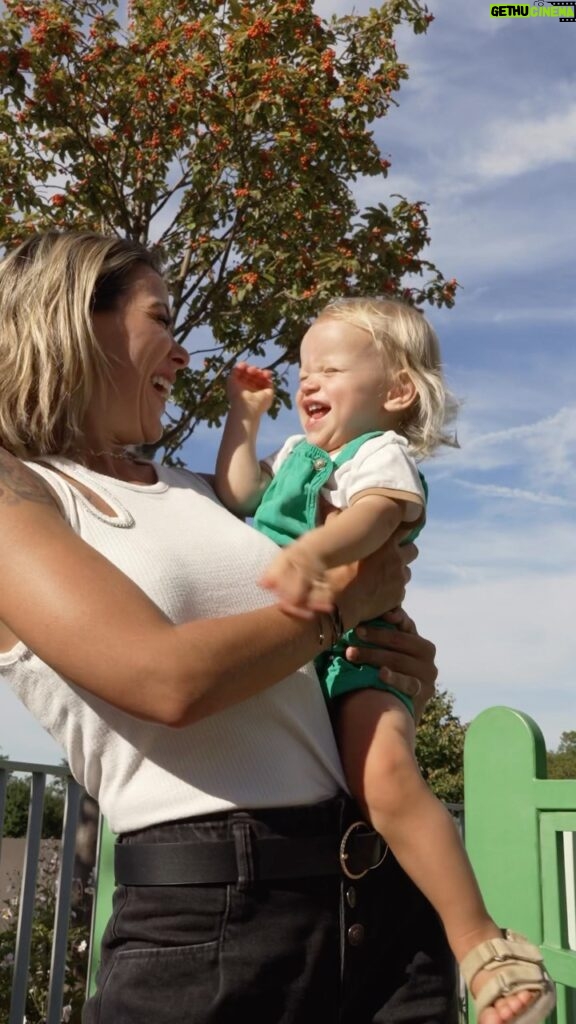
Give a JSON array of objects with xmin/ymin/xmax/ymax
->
[
  {"xmin": 416, "ymin": 689, "xmax": 466, "ymax": 804},
  {"xmin": 547, "ymin": 731, "xmax": 576, "ymax": 780},
  {"xmin": 2, "ymin": 776, "xmax": 31, "ymax": 836},
  {"xmin": 0, "ymin": 0, "xmax": 456, "ymax": 457},
  {"xmin": 2, "ymin": 775, "xmax": 65, "ymax": 838}
]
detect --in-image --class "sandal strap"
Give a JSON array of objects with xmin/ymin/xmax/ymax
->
[
  {"xmin": 460, "ymin": 929, "xmax": 544, "ymax": 987},
  {"xmin": 460, "ymin": 929, "xmax": 554, "ymax": 1020}
]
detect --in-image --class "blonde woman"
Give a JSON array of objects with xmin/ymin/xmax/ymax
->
[
  {"xmin": 216, "ymin": 298, "xmax": 556, "ymax": 1024},
  {"xmin": 0, "ymin": 232, "xmax": 457, "ymax": 1023}
]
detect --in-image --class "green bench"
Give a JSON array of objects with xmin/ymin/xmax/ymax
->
[{"xmin": 465, "ymin": 706, "xmax": 576, "ymax": 1022}]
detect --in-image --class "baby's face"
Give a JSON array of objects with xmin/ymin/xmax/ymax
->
[{"xmin": 296, "ymin": 318, "xmax": 395, "ymax": 453}]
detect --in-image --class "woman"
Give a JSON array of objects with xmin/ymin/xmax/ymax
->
[{"xmin": 0, "ymin": 231, "xmax": 455, "ymax": 1023}]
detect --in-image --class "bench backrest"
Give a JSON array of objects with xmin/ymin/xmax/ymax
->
[{"xmin": 464, "ymin": 706, "xmax": 576, "ymax": 1022}]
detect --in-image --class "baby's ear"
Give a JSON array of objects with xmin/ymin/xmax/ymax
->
[{"xmin": 383, "ymin": 371, "xmax": 417, "ymax": 412}]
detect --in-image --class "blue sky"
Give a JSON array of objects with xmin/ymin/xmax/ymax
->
[{"xmin": 2, "ymin": 0, "xmax": 574, "ymax": 763}]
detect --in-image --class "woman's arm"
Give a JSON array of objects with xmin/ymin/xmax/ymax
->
[{"xmin": 0, "ymin": 449, "xmax": 414, "ymax": 728}]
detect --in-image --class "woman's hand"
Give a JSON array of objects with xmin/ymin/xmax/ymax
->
[
  {"xmin": 327, "ymin": 535, "xmax": 417, "ymax": 632},
  {"xmin": 345, "ymin": 608, "xmax": 437, "ymax": 722}
]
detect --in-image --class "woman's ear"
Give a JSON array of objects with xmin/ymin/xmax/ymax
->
[{"xmin": 383, "ymin": 370, "xmax": 418, "ymax": 412}]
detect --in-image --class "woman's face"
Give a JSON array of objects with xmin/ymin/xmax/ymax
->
[{"xmin": 88, "ymin": 265, "xmax": 189, "ymax": 448}]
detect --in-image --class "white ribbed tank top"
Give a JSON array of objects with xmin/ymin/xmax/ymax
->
[{"xmin": 0, "ymin": 458, "xmax": 345, "ymax": 832}]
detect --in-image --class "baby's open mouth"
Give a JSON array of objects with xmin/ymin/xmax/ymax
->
[{"xmin": 304, "ymin": 402, "xmax": 329, "ymax": 421}]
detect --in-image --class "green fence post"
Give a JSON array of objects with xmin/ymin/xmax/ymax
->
[
  {"xmin": 86, "ymin": 816, "xmax": 116, "ymax": 998},
  {"xmin": 464, "ymin": 706, "xmax": 547, "ymax": 938},
  {"xmin": 464, "ymin": 706, "xmax": 570, "ymax": 1024}
]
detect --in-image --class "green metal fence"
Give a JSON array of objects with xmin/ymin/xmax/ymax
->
[
  {"xmin": 0, "ymin": 761, "xmax": 84, "ymax": 1024},
  {"xmin": 464, "ymin": 706, "xmax": 576, "ymax": 1023}
]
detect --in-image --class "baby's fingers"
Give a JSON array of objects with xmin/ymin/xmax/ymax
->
[
  {"xmin": 272, "ymin": 574, "xmax": 314, "ymax": 611},
  {"xmin": 235, "ymin": 363, "xmax": 273, "ymax": 390},
  {"xmin": 259, "ymin": 569, "xmax": 305, "ymax": 607},
  {"xmin": 259, "ymin": 570, "xmax": 282, "ymax": 594},
  {"xmin": 306, "ymin": 579, "xmax": 335, "ymax": 614},
  {"xmin": 277, "ymin": 600, "xmax": 316, "ymax": 621}
]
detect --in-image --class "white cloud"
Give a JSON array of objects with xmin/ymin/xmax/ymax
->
[
  {"xmin": 463, "ymin": 407, "xmax": 576, "ymax": 450},
  {"xmin": 455, "ymin": 480, "xmax": 576, "ymax": 508},
  {"xmin": 407, "ymin": 571, "xmax": 576, "ymax": 749},
  {"xmin": 416, "ymin": 517, "xmax": 576, "ymax": 582},
  {"xmin": 486, "ymin": 306, "xmax": 576, "ymax": 325},
  {"xmin": 470, "ymin": 105, "xmax": 576, "ymax": 182},
  {"xmin": 427, "ymin": 405, "xmax": 576, "ymax": 507}
]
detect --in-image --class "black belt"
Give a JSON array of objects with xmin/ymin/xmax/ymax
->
[{"xmin": 115, "ymin": 822, "xmax": 387, "ymax": 886}]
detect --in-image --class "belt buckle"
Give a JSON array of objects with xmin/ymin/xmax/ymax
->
[{"xmin": 339, "ymin": 820, "xmax": 388, "ymax": 880}]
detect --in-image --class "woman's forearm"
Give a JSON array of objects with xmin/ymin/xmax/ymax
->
[
  {"xmin": 0, "ymin": 491, "xmax": 332, "ymax": 725},
  {"xmin": 0, "ymin": 454, "xmax": 412, "ymax": 728},
  {"xmin": 164, "ymin": 607, "xmax": 328, "ymax": 725}
]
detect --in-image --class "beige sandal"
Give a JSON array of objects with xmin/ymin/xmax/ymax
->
[{"xmin": 460, "ymin": 929, "xmax": 556, "ymax": 1024}]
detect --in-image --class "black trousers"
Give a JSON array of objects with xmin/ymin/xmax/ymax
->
[{"xmin": 83, "ymin": 797, "xmax": 457, "ymax": 1024}]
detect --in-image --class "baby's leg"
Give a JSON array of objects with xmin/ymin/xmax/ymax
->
[{"xmin": 337, "ymin": 690, "xmax": 540, "ymax": 1024}]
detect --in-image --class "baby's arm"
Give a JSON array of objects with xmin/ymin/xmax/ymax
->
[
  {"xmin": 260, "ymin": 493, "xmax": 406, "ymax": 616},
  {"xmin": 214, "ymin": 362, "xmax": 274, "ymax": 516}
]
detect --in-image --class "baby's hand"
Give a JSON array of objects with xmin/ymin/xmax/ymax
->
[
  {"xmin": 260, "ymin": 545, "xmax": 334, "ymax": 619},
  {"xmin": 227, "ymin": 362, "xmax": 274, "ymax": 416}
]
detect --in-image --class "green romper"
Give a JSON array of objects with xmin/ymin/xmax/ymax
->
[{"xmin": 253, "ymin": 432, "xmax": 426, "ymax": 716}]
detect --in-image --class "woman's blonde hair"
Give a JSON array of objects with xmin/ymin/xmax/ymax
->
[
  {"xmin": 0, "ymin": 230, "xmax": 162, "ymax": 459},
  {"xmin": 318, "ymin": 297, "xmax": 459, "ymax": 458}
]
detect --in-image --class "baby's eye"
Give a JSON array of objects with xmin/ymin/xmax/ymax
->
[{"xmin": 322, "ymin": 367, "xmax": 339, "ymax": 375}]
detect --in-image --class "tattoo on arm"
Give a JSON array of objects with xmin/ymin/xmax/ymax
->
[{"xmin": 0, "ymin": 448, "xmax": 59, "ymax": 509}]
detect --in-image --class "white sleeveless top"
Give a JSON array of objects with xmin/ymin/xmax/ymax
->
[{"xmin": 0, "ymin": 458, "xmax": 345, "ymax": 832}]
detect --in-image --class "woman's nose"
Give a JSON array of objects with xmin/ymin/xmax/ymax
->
[{"xmin": 172, "ymin": 341, "xmax": 190, "ymax": 368}]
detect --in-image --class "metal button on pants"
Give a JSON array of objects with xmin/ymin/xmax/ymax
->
[{"xmin": 347, "ymin": 922, "xmax": 365, "ymax": 947}]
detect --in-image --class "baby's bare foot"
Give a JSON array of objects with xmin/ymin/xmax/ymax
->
[
  {"xmin": 473, "ymin": 970, "xmax": 538, "ymax": 1024},
  {"xmin": 457, "ymin": 926, "xmax": 554, "ymax": 1024}
]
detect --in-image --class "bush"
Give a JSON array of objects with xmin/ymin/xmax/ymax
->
[
  {"xmin": 0, "ymin": 846, "xmax": 90, "ymax": 1024},
  {"xmin": 3, "ymin": 777, "xmax": 65, "ymax": 839}
]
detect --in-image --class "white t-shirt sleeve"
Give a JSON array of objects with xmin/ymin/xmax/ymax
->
[{"xmin": 323, "ymin": 432, "xmax": 425, "ymax": 523}]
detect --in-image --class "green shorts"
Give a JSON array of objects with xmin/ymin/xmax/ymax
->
[{"xmin": 315, "ymin": 619, "xmax": 415, "ymax": 717}]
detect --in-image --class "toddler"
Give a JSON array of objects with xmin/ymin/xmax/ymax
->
[{"xmin": 215, "ymin": 297, "xmax": 555, "ymax": 1024}]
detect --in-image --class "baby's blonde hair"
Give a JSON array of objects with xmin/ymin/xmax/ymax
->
[
  {"xmin": 318, "ymin": 297, "xmax": 459, "ymax": 458},
  {"xmin": 0, "ymin": 230, "xmax": 161, "ymax": 459}
]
